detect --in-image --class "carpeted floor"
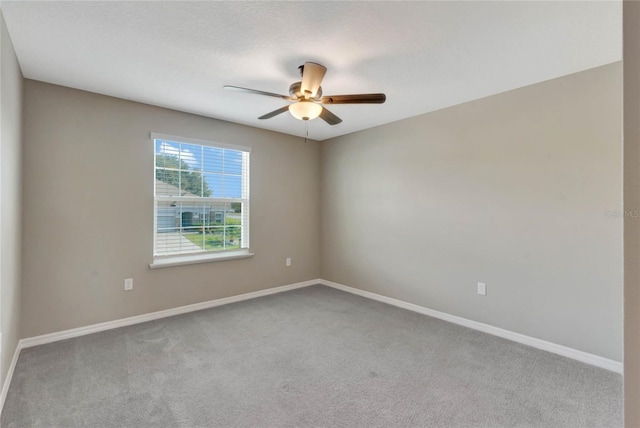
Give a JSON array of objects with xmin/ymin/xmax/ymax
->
[{"xmin": 1, "ymin": 285, "xmax": 622, "ymax": 427}]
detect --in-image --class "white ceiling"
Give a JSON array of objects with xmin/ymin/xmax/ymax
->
[{"xmin": 0, "ymin": 1, "xmax": 621, "ymax": 141}]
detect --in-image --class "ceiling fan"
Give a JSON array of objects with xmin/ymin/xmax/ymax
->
[{"xmin": 224, "ymin": 62, "xmax": 386, "ymax": 125}]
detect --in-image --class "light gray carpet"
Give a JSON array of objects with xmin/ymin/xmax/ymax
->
[{"xmin": 1, "ymin": 285, "xmax": 622, "ymax": 427}]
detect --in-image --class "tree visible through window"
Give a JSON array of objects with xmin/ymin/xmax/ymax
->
[
  {"xmin": 153, "ymin": 135, "xmax": 250, "ymax": 257},
  {"xmin": 155, "ymin": 153, "xmax": 212, "ymax": 197}
]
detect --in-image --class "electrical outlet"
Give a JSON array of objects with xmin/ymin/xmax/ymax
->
[
  {"xmin": 477, "ymin": 282, "xmax": 486, "ymax": 296},
  {"xmin": 124, "ymin": 278, "xmax": 133, "ymax": 291},
  {"xmin": 286, "ymin": 258, "xmax": 291, "ymax": 267}
]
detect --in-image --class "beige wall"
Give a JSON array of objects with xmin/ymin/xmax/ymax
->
[
  {"xmin": 0, "ymin": 11, "xmax": 23, "ymax": 383},
  {"xmin": 21, "ymin": 80, "xmax": 321, "ymax": 338},
  {"xmin": 17, "ymin": 58, "xmax": 626, "ymax": 379},
  {"xmin": 624, "ymin": 1, "xmax": 640, "ymax": 425},
  {"xmin": 321, "ymin": 63, "xmax": 623, "ymax": 361}
]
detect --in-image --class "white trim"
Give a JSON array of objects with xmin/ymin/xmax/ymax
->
[
  {"xmin": 150, "ymin": 132, "xmax": 251, "ymax": 153},
  {"xmin": 150, "ymin": 250, "xmax": 254, "ymax": 269},
  {"xmin": 319, "ymin": 279, "xmax": 623, "ymax": 374},
  {"xmin": 19, "ymin": 279, "xmax": 320, "ymax": 349},
  {"xmin": 0, "ymin": 341, "xmax": 22, "ymax": 418}
]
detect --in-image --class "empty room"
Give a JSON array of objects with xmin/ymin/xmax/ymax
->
[{"xmin": 1, "ymin": 1, "xmax": 640, "ymax": 427}]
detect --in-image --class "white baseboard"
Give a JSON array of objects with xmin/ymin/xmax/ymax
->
[
  {"xmin": 11, "ymin": 275, "xmax": 622, "ymax": 409},
  {"xmin": 319, "ymin": 279, "xmax": 623, "ymax": 374},
  {"xmin": 0, "ymin": 279, "xmax": 321, "ymax": 417},
  {"xmin": 0, "ymin": 341, "xmax": 22, "ymax": 418},
  {"xmin": 2, "ymin": 277, "xmax": 621, "ymax": 420},
  {"xmin": 20, "ymin": 279, "xmax": 321, "ymax": 349}
]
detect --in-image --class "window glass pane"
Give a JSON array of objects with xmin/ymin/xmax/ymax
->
[
  {"xmin": 192, "ymin": 206, "xmax": 205, "ymax": 227},
  {"xmin": 155, "ymin": 140, "xmax": 167, "ymax": 168},
  {"xmin": 156, "ymin": 155, "xmax": 180, "ymax": 171},
  {"xmin": 203, "ymin": 147, "xmax": 224, "ymax": 173},
  {"xmin": 224, "ymin": 175, "xmax": 242, "ymax": 198},
  {"xmin": 229, "ymin": 201, "xmax": 242, "ymax": 216},
  {"xmin": 156, "ymin": 140, "xmax": 181, "ymax": 165},
  {"xmin": 204, "ymin": 173, "xmax": 224, "ymax": 198},
  {"xmin": 155, "ymin": 232, "xmax": 183, "ymax": 255},
  {"xmin": 180, "ymin": 143, "xmax": 202, "ymax": 172},
  {"xmin": 224, "ymin": 150, "xmax": 243, "ymax": 175},
  {"xmin": 180, "ymin": 171, "xmax": 206, "ymax": 197},
  {"xmin": 204, "ymin": 227, "xmax": 225, "ymax": 251},
  {"xmin": 225, "ymin": 203, "xmax": 241, "ymax": 227},
  {"xmin": 226, "ymin": 226, "xmax": 241, "ymax": 249},
  {"xmin": 155, "ymin": 206, "xmax": 184, "ymax": 254},
  {"xmin": 156, "ymin": 139, "xmax": 178, "ymax": 154},
  {"xmin": 207, "ymin": 202, "xmax": 226, "ymax": 226},
  {"xmin": 180, "ymin": 227, "xmax": 204, "ymax": 251},
  {"xmin": 156, "ymin": 205, "xmax": 178, "ymax": 232},
  {"xmin": 155, "ymin": 170, "xmax": 181, "ymax": 196},
  {"xmin": 200, "ymin": 176, "xmax": 213, "ymax": 198}
]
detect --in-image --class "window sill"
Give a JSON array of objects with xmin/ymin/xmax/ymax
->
[{"xmin": 149, "ymin": 250, "xmax": 254, "ymax": 269}]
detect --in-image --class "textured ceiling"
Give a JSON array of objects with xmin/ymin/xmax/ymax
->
[{"xmin": 0, "ymin": 1, "xmax": 621, "ymax": 141}]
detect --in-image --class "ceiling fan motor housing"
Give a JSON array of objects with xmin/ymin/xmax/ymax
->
[{"xmin": 289, "ymin": 82, "xmax": 322, "ymax": 100}]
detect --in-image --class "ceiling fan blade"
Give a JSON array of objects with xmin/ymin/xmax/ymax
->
[
  {"xmin": 300, "ymin": 62, "xmax": 327, "ymax": 99},
  {"xmin": 224, "ymin": 85, "xmax": 293, "ymax": 101},
  {"xmin": 320, "ymin": 93, "xmax": 386, "ymax": 104},
  {"xmin": 319, "ymin": 107, "xmax": 342, "ymax": 125},
  {"xmin": 258, "ymin": 105, "xmax": 290, "ymax": 120}
]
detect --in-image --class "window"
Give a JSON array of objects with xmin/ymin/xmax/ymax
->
[{"xmin": 152, "ymin": 133, "xmax": 250, "ymax": 266}]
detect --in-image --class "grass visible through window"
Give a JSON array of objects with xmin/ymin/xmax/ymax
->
[{"xmin": 183, "ymin": 217, "xmax": 242, "ymax": 251}]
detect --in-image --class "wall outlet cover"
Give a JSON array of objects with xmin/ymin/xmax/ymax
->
[{"xmin": 477, "ymin": 282, "xmax": 486, "ymax": 296}]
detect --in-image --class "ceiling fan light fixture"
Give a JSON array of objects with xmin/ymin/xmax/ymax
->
[{"xmin": 289, "ymin": 101, "xmax": 322, "ymax": 121}]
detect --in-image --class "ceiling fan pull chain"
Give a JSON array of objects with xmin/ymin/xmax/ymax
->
[{"xmin": 304, "ymin": 120, "xmax": 309, "ymax": 143}]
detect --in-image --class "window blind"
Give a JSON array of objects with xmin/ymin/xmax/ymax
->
[{"xmin": 152, "ymin": 134, "xmax": 250, "ymax": 257}]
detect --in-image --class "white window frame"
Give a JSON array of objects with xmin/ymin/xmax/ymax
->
[{"xmin": 149, "ymin": 132, "xmax": 253, "ymax": 269}]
